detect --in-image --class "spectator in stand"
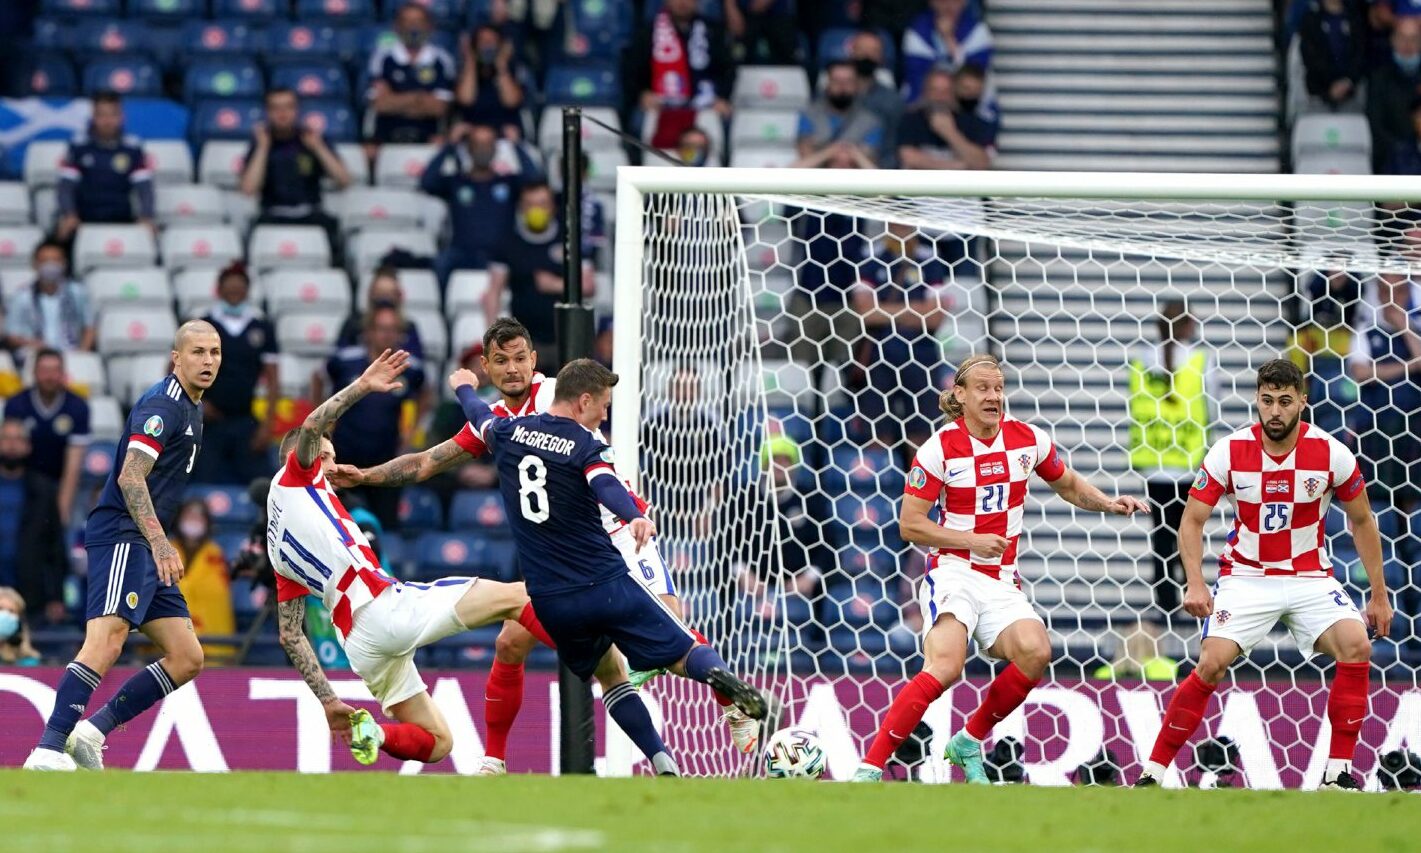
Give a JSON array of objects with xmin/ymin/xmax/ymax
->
[
  {"xmin": 641, "ymin": 365, "xmax": 725, "ymax": 531},
  {"xmin": 849, "ymin": 30, "xmax": 904, "ymax": 167},
  {"xmin": 898, "ymin": 67, "xmax": 995, "ymax": 171},
  {"xmin": 420, "ymin": 123, "xmax": 521, "ymax": 281},
  {"xmin": 3, "ymin": 240, "xmax": 96, "ymax": 352},
  {"xmin": 1386, "ymin": 97, "xmax": 1421, "ymax": 174},
  {"xmin": 3, "ymin": 348, "xmax": 90, "ymax": 525},
  {"xmin": 322, "ymin": 304, "xmax": 431, "ymax": 530},
  {"xmin": 1300, "ymin": 0, "xmax": 1368, "ymax": 111},
  {"xmin": 724, "ymin": 0, "xmax": 799, "ymax": 65},
  {"xmin": 675, "ymin": 125, "xmax": 714, "ymax": 167},
  {"xmin": 1348, "ymin": 272, "xmax": 1421, "ymax": 501},
  {"xmin": 335, "ymin": 265, "xmax": 426, "ymax": 362},
  {"xmin": 901, "ymin": 0, "xmax": 994, "ymax": 103},
  {"xmin": 624, "ymin": 0, "xmax": 735, "ymax": 149},
  {"xmin": 455, "ymin": 25, "xmax": 530, "ymax": 141},
  {"xmin": 0, "ymin": 419, "xmax": 68, "ymax": 625},
  {"xmin": 197, "ymin": 263, "xmax": 279, "ymax": 486},
  {"xmin": 0, "ymin": 587, "xmax": 42, "ymax": 665},
  {"xmin": 1368, "ymin": 17, "xmax": 1421, "ymax": 172},
  {"xmin": 171, "ymin": 499, "xmax": 235, "ymax": 658},
  {"xmin": 785, "ymin": 209, "xmax": 863, "ymax": 374},
  {"xmin": 366, "ymin": 2, "xmax": 456, "ymax": 146},
  {"xmin": 794, "ymin": 60, "xmax": 884, "ymax": 168},
  {"xmin": 54, "ymin": 91, "xmax": 153, "ymax": 242},
  {"xmin": 1290, "ymin": 266, "xmax": 1364, "ymax": 437},
  {"xmin": 241, "ymin": 88, "xmax": 351, "ymax": 262},
  {"xmin": 481, "ymin": 182, "xmax": 595, "ymax": 366}
]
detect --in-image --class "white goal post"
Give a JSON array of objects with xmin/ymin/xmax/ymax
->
[{"xmin": 609, "ymin": 167, "xmax": 1421, "ymax": 786}]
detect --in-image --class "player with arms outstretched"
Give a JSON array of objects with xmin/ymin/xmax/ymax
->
[
  {"xmin": 451, "ymin": 358, "xmax": 766, "ymax": 776},
  {"xmin": 853, "ymin": 354, "xmax": 1148, "ymax": 783},
  {"xmin": 334, "ymin": 318, "xmax": 758, "ymax": 775},
  {"xmin": 26, "ymin": 321, "xmax": 222, "ymax": 770},
  {"xmin": 1136, "ymin": 359, "xmax": 1390, "ymax": 790},
  {"xmin": 269, "ymin": 348, "xmax": 550, "ymax": 767}
]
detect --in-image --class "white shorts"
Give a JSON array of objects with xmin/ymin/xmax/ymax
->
[
  {"xmin": 343, "ymin": 577, "xmax": 476, "ymax": 714},
  {"xmin": 917, "ymin": 565, "xmax": 1042, "ymax": 657},
  {"xmin": 1204, "ymin": 574, "xmax": 1364, "ymax": 658},
  {"xmin": 612, "ymin": 530, "xmax": 675, "ymax": 597}
]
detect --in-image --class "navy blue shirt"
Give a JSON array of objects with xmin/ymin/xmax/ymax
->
[
  {"xmin": 419, "ymin": 145, "xmax": 520, "ymax": 265},
  {"xmin": 203, "ymin": 306, "xmax": 278, "ymax": 418},
  {"xmin": 3, "ymin": 387, "xmax": 91, "ymax": 482},
  {"xmin": 0, "ymin": 477, "xmax": 22, "ymax": 587},
  {"xmin": 490, "ymin": 220, "xmax": 564, "ymax": 343},
  {"xmin": 898, "ymin": 106, "xmax": 1000, "ymax": 158},
  {"xmin": 244, "ymin": 133, "xmax": 328, "ymax": 216},
  {"xmin": 325, "ymin": 347, "xmax": 426, "ymax": 467},
  {"xmin": 479, "ymin": 413, "xmax": 627, "ymax": 595},
  {"xmin": 458, "ymin": 62, "xmax": 531, "ymax": 132},
  {"xmin": 366, "ymin": 41, "xmax": 456, "ymax": 144},
  {"xmin": 87, "ymin": 374, "xmax": 203, "ymax": 547},
  {"xmin": 58, "ymin": 132, "xmax": 154, "ymax": 223}
]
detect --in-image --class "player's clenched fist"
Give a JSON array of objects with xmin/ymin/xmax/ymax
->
[
  {"xmin": 967, "ymin": 534, "xmax": 1010, "ymax": 558},
  {"xmin": 449, "ymin": 367, "xmax": 480, "ymax": 393},
  {"xmin": 1183, "ymin": 582, "xmax": 1214, "ymax": 619},
  {"xmin": 152, "ymin": 539, "xmax": 186, "ymax": 586}
]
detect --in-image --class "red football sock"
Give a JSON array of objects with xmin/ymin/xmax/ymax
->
[
  {"xmin": 1327, "ymin": 661, "xmax": 1370, "ymax": 760},
  {"xmin": 863, "ymin": 671, "xmax": 945, "ymax": 769},
  {"xmin": 518, "ymin": 603, "xmax": 556, "ymax": 649},
  {"xmin": 379, "ymin": 723, "xmax": 436, "ymax": 762},
  {"xmin": 965, "ymin": 663, "xmax": 1040, "ymax": 741},
  {"xmin": 688, "ymin": 627, "xmax": 732, "ymax": 707},
  {"xmin": 1148, "ymin": 671, "xmax": 1216, "ymax": 767},
  {"xmin": 483, "ymin": 659, "xmax": 525, "ymax": 761}
]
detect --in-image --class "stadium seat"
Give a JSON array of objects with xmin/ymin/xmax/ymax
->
[
  {"xmin": 299, "ymin": 100, "xmax": 358, "ymax": 144},
  {"xmin": 449, "ymin": 490, "xmax": 509, "ymax": 536},
  {"xmin": 276, "ymin": 312, "xmax": 343, "ymax": 356},
  {"xmin": 41, "ymin": 0, "xmax": 123, "ymax": 18},
  {"xmin": 0, "ymin": 184, "xmax": 33, "ymax": 227},
  {"xmin": 73, "ymin": 21, "xmax": 152, "ymax": 60},
  {"xmin": 25, "ymin": 348, "xmax": 106, "ymax": 396},
  {"xmin": 732, "ymin": 109, "xmax": 800, "ymax": 149},
  {"xmin": 419, "ymin": 194, "xmax": 448, "ymax": 238},
  {"xmin": 544, "ymin": 63, "xmax": 620, "ymax": 108},
  {"xmin": 29, "ymin": 52, "xmax": 78, "ymax": 97},
  {"xmin": 0, "ymin": 267, "xmax": 32, "ymax": 299},
  {"xmin": 404, "ymin": 308, "xmax": 447, "ymax": 362},
  {"xmin": 377, "ymin": 0, "xmax": 461, "ymax": 26},
  {"xmin": 267, "ymin": 23, "xmax": 343, "ymax": 63},
  {"xmin": 31, "ymin": 18, "xmax": 74, "ymax": 54},
  {"xmin": 295, "ymin": 0, "xmax": 377, "ymax": 25},
  {"xmin": 270, "ymin": 61, "xmax": 351, "ymax": 102},
  {"xmin": 145, "ymin": 140, "xmax": 195, "ymax": 185},
  {"xmin": 171, "ymin": 267, "xmax": 228, "ymax": 318},
  {"xmin": 373, "ymin": 144, "xmax": 437, "ymax": 189},
  {"xmin": 537, "ymin": 105, "xmax": 623, "ymax": 156},
  {"xmin": 80, "ymin": 440, "xmax": 117, "ymax": 485},
  {"xmin": 448, "ymin": 311, "xmax": 485, "ymax": 357},
  {"xmin": 108, "ymin": 354, "xmax": 176, "ymax": 409},
  {"xmin": 445, "ymin": 270, "xmax": 490, "ymax": 318},
  {"xmin": 133, "ymin": 0, "xmax": 201, "ymax": 22},
  {"xmin": 97, "ymin": 307, "xmax": 178, "ymax": 356},
  {"xmin": 274, "ymin": 352, "xmax": 323, "ymax": 399},
  {"xmin": 334, "ymin": 143, "xmax": 371, "ymax": 187},
  {"xmin": 1294, "ymin": 150, "xmax": 1370, "ymax": 176},
  {"xmin": 356, "ymin": 266, "xmax": 439, "ymax": 311},
  {"xmin": 249, "ymin": 224, "xmax": 332, "ymax": 272},
  {"xmin": 186, "ymin": 484, "xmax": 258, "ymax": 531},
  {"xmin": 583, "ymin": 147, "xmax": 625, "ymax": 192},
  {"xmin": 86, "ymin": 268, "xmax": 172, "ymax": 312},
  {"xmin": 832, "ymin": 494, "xmax": 899, "ymax": 548},
  {"xmin": 399, "ymin": 488, "xmax": 444, "ymax": 533},
  {"xmin": 198, "ymin": 140, "xmax": 250, "ymax": 190},
  {"xmin": 156, "ymin": 184, "xmax": 227, "ymax": 225},
  {"xmin": 412, "ymin": 532, "xmax": 492, "ymax": 580},
  {"xmin": 223, "ymin": 190, "xmax": 258, "ymax": 234},
  {"xmin": 348, "ymin": 228, "xmax": 436, "ymax": 275},
  {"xmin": 184, "ymin": 58, "xmax": 265, "ymax": 102},
  {"xmin": 72, "ymin": 224, "xmax": 158, "ymax": 274},
  {"xmin": 830, "ymin": 446, "xmax": 902, "ymax": 495},
  {"xmin": 82, "ymin": 54, "xmax": 162, "ymax": 97},
  {"xmin": 161, "ymin": 225, "xmax": 243, "ymax": 271},
  {"xmin": 732, "ymin": 66, "xmax": 811, "ymax": 111},
  {"xmin": 262, "ymin": 269, "xmax": 352, "ymax": 315},
  {"xmin": 562, "ymin": 0, "xmax": 633, "ymax": 59},
  {"xmin": 22, "ymin": 141, "xmax": 69, "ymax": 190},
  {"xmin": 336, "ymin": 187, "xmax": 424, "ymax": 233},
  {"xmin": 212, "ymin": 0, "xmax": 282, "ymax": 23},
  {"xmin": 1292, "ymin": 113, "xmax": 1371, "ymax": 163},
  {"xmin": 182, "ymin": 20, "xmax": 262, "ymax": 61},
  {"xmin": 88, "ymin": 397, "xmax": 123, "ymax": 443},
  {"xmin": 729, "ymin": 145, "xmax": 797, "ymax": 170},
  {"xmin": 190, "ymin": 99, "xmax": 265, "ymax": 147}
]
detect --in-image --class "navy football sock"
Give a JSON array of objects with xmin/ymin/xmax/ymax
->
[
  {"xmin": 89, "ymin": 662, "xmax": 176, "ymax": 735},
  {"xmin": 603, "ymin": 682, "xmax": 671, "ymax": 764},
  {"xmin": 683, "ymin": 643, "xmax": 729, "ymax": 684},
  {"xmin": 37, "ymin": 662, "xmax": 102, "ymax": 752}
]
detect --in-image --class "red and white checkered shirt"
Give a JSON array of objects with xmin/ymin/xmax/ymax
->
[
  {"xmin": 904, "ymin": 416, "xmax": 1067, "ymax": 584},
  {"xmin": 1189, "ymin": 422, "xmax": 1366, "ymax": 578}
]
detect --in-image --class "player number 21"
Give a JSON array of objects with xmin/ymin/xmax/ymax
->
[
  {"xmin": 517, "ymin": 455, "xmax": 551, "ymax": 523},
  {"xmin": 981, "ymin": 484, "xmax": 1007, "ymax": 513}
]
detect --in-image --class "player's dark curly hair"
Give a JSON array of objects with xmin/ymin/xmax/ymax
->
[
  {"xmin": 554, "ymin": 358, "xmax": 618, "ymax": 402},
  {"xmin": 483, "ymin": 317, "xmax": 533, "ymax": 353},
  {"xmin": 1256, "ymin": 358, "xmax": 1305, "ymax": 394},
  {"xmin": 940, "ymin": 354, "xmax": 1003, "ymax": 420}
]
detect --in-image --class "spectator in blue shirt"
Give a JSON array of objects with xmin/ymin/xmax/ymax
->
[
  {"xmin": 366, "ymin": 3, "xmax": 456, "ymax": 145},
  {"xmin": 54, "ymin": 92, "xmax": 154, "ymax": 243},
  {"xmin": 1386, "ymin": 98, "xmax": 1421, "ymax": 174},
  {"xmin": 3, "ymin": 240, "xmax": 96, "ymax": 353},
  {"xmin": 197, "ymin": 264, "xmax": 280, "ymax": 486},
  {"xmin": 1369, "ymin": 17, "xmax": 1421, "ymax": 171},
  {"xmin": 3, "ymin": 347, "xmax": 89, "ymax": 525},
  {"xmin": 455, "ymin": 25, "xmax": 530, "ymax": 141},
  {"xmin": 1300, "ymin": 0, "xmax": 1368, "ymax": 109},
  {"xmin": 724, "ymin": 0, "xmax": 799, "ymax": 65},
  {"xmin": 0, "ymin": 420, "xmax": 68, "ymax": 625},
  {"xmin": 901, "ymin": 0, "xmax": 994, "ymax": 104},
  {"xmin": 794, "ymin": 61, "xmax": 884, "ymax": 168},
  {"xmin": 420, "ymin": 123, "xmax": 521, "ymax": 281},
  {"xmin": 335, "ymin": 265, "xmax": 426, "ymax": 361},
  {"xmin": 898, "ymin": 67, "xmax": 995, "ymax": 171}
]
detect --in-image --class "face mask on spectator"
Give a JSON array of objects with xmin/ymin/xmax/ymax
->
[
  {"xmin": 37, "ymin": 261, "xmax": 65, "ymax": 283},
  {"xmin": 470, "ymin": 145, "xmax": 496, "ymax": 169},
  {"xmin": 401, "ymin": 28, "xmax": 429, "ymax": 49},
  {"xmin": 957, "ymin": 97, "xmax": 981, "ymax": 114},
  {"xmin": 827, "ymin": 92, "xmax": 854, "ymax": 111},
  {"xmin": 0, "ymin": 610, "xmax": 19, "ymax": 641},
  {"xmin": 0, "ymin": 452, "xmax": 25, "ymax": 472},
  {"xmin": 854, "ymin": 58, "xmax": 878, "ymax": 80},
  {"xmin": 370, "ymin": 297, "xmax": 400, "ymax": 312},
  {"xmin": 478, "ymin": 46, "xmax": 499, "ymax": 65},
  {"xmin": 221, "ymin": 298, "xmax": 248, "ymax": 316},
  {"xmin": 679, "ymin": 145, "xmax": 708, "ymax": 167},
  {"xmin": 523, "ymin": 206, "xmax": 552, "ymax": 232},
  {"xmin": 1397, "ymin": 50, "xmax": 1421, "ymax": 74},
  {"xmin": 179, "ymin": 519, "xmax": 208, "ymax": 542}
]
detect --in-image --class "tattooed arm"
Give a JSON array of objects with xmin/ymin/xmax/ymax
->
[
  {"xmin": 295, "ymin": 348, "xmax": 411, "ymax": 468},
  {"xmin": 118, "ymin": 448, "xmax": 185, "ymax": 585},
  {"xmin": 331, "ymin": 437, "xmax": 471, "ymax": 489},
  {"xmin": 277, "ymin": 596, "xmax": 357, "ymax": 737},
  {"xmin": 1046, "ymin": 466, "xmax": 1149, "ymax": 517}
]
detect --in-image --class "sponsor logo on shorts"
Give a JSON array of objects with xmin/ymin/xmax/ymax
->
[
  {"xmin": 1215, "ymin": 609, "xmax": 1230, "ymax": 625},
  {"xmin": 909, "ymin": 466, "xmax": 928, "ymax": 490},
  {"xmin": 1193, "ymin": 468, "xmax": 1209, "ymax": 491},
  {"xmin": 125, "ymin": 591, "xmax": 139, "ymax": 609},
  {"xmin": 143, "ymin": 415, "xmax": 164, "ymax": 438}
]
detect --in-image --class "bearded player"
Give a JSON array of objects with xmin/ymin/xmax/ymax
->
[
  {"xmin": 853, "ymin": 354, "xmax": 1148, "ymax": 783},
  {"xmin": 332, "ymin": 318, "xmax": 758, "ymax": 774},
  {"xmin": 1135, "ymin": 359, "xmax": 1390, "ymax": 790}
]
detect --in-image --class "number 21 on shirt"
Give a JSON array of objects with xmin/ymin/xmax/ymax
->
[{"xmin": 981, "ymin": 483, "xmax": 1007, "ymax": 513}]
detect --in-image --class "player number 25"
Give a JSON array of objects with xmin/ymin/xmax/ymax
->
[
  {"xmin": 517, "ymin": 454, "xmax": 551, "ymax": 523},
  {"xmin": 1262, "ymin": 503, "xmax": 1290, "ymax": 532}
]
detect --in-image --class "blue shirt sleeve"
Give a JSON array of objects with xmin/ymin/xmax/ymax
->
[
  {"xmin": 127, "ymin": 396, "xmax": 184, "ymax": 457},
  {"xmin": 72, "ymin": 397, "xmax": 91, "ymax": 442}
]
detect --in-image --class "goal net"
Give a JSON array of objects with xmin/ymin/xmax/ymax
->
[{"xmin": 609, "ymin": 169, "xmax": 1421, "ymax": 787}]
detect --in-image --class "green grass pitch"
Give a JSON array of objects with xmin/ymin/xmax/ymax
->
[{"xmin": 2, "ymin": 770, "xmax": 1415, "ymax": 853}]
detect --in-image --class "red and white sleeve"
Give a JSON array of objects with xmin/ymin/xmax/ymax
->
[
  {"xmin": 1329, "ymin": 438, "xmax": 1366, "ymax": 502},
  {"xmin": 904, "ymin": 434, "xmax": 946, "ymax": 501},
  {"xmin": 1189, "ymin": 439, "xmax": 1230, "ymax": 507},
  {"xmin": 1031, "ymin": 424, "xmax": 1067, "ymax": 482},
  {"xmin": 452, "ymin": 422, "xmax": 488, "ymax": 456}
]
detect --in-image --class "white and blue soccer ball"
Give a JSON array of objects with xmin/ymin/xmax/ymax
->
[{"xmin": 763, "ymin": 728, "xmax": 826, "ymax": 779}]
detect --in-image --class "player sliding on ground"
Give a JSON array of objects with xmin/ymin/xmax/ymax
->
[
  {"xmin": 451, "ymin": 357, "xmax": 767, "ymax": 776},
  {"xmin": 853, "ymin": 354, "xmax": 1148, "ymax": 783},
  {"xmin": 268, "ymin": 348, "xmax": 554, "ymax": 767},
  {"xmin": 333, "ymin": 318, "xmax": 759, "ymax": 775},
  {"xmin": 1135, "ymin": 359, "xmax": 1391, "ymax": 791}
]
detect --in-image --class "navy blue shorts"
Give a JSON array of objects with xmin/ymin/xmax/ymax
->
[
  {"xmin": 534, "ymin": 573, "xmax": 697, "ymax": 680},
  {"xmin": 85, "ymin": 540, "xmax": 190, "ymax": 627}
]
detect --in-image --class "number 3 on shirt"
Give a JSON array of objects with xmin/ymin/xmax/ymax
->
[
  {"xmin": 981, "ymin": 483, "xmax": 1007, "ymax": 514},
  {"xmin": 1262, "ymin": 503, "xmax": 1290, "ymax": 532},
  {"xmin": 518, "ymin": 455, "xmax": 550, "ymax": 523}
]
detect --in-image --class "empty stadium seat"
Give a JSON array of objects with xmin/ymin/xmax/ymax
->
[
  {"xmin": 86, "ymin": 268, "xmax": 172, "ymax": 311},
  {"xmin": 348, "ymin": 228, "xmax": 436, "ymax": 274},
  {"xmin": 98, "ymin": 307, "xmax": 178, "ymax": 356},
  {"xmin": 0, "ymin": 184, "xmax": 33, "ymax": 227},
  {"xmin": 732, "ymin": 109, "xmax": 800, "ymax": 149},
  {"xmin": 81, "ymin": 440, "xmax": 117, "ymax": 484},
  {"xmin": 212, "ymin": 0, "xmax": 282, "ymax": 23},
  {"xmin": 1292, "ymin": 113, "xmax": 1371, "ymax": 163},
  {"xmin": 24, "ymin": 140, "xmax": 70, "ymax": 189},
  {"xmin": 732, "ymin": 66, "xmax": 811, "ymax": 111},
  {"xmin": 182, "ymin": 20, "xmax": 262, "ymax": 60},
  {"xmin": 198, "ymin": 140, "xmax": 249, "ymax": 190},
  {"xmin": 184, "ymin": 58, "xmax": 265, "ymax": 102},
  {"xmin": 133, "ymin": 0, "xmax": 201, "ymax": 21},
  {"xmin": 399, "ymin": 488, "xmax": 444, "ymax": 533},
  {"xmin": 300, "ymin": 100, "xmax": 358, "ymax": 144},
  {"xmin": 270, "ymin": 61, "xmax": 351, "ymax": 102},
  {"xmin": 1295, "ymin": 151, "xmax": 1370, "ymax": 176},
  {"xmin": 107, "ymin": 353, "xmax": 173, "ymax": 407},
  {"xmin": 562, "ymin": 0, "xmax": 632, "ymax": 59},
  {"xmin": 89, "ymin": 396, "xmax": 123, "ymax": 442},
  {"xmin": 223, "ymin": 190, "xmax": 258, "ymax": 234},
  {"xmin": 445, "ymin": 270, "xmax": 489, "ymax": 318},
  {"xmin": 42, "ymin": 0, "xmax": 123, "ymax": 18},
  {"xmin": 190, "ymin": 99, "xmax": 265, "ymax": 147},
  {"xmin": 31, "ymin": 189, "xmax": 58, "ymax": 234},
  {"xmin": 274, "ymin": 352, "xmax": 323, "ymax": 398},
  {"xmin": 537, "ymin": 105, "xmax": 623, "ymax": 155},
  {"xmin": 407, "ymin": 308, "xmax": 448, "ymax": 362},
  {"xmin": 336, "ymin": 187, "xmax": 424, "ymax": 232},
  {"xmin": 267, "ymin": 23, "xmax": 343, "ymax": 63},
  {"xmin": 249, "ymin": 224, "xmax": 332, "ymax": 272},
  {"xmin": 449, "ymin": 311, "xmax": 485, "ymax": 356},
  {"xmin": 544, "ymin": 63, "xmax": 620, "ymax": 107},
  {"xmin": 31, "ymin": 19, "xmax": 73, "ymax": 53},
  {"xmin": 185, "ymin": 484, "xmax": 258, "ymax": 530},
  {"xmin": 29, "ymin": 52, "xmax": 78, "ymax": 97},
  {"xmin": 0, "ymin": 267, "xmax": 32, "ymax": 298},
  {"xmin": 171, "ymin": 267, "xmax": 225, "ymax": 318},
  {"xmin": 82, "ymin": 54, "xmax": 162, "ymax": 97},
  {"xmin": 412, "ymin": 532, "xmax": 489, "ymax": 579},
  {"xmin": 73, "ymin": 224, "xmax": 158, "ymax": 273},
  {"xmin": 374, "ymin": 144, "xmax": 437, "ymax": 189},
  {"xmin": 378, "ymin": 0, "xmax": 461, "ymax": 26},
  {"xmin": 449, "ymin": 490, "xmax": 509, "ymax": 535},
  {"xmin": 583, "ymin": 147, "xmax": 625, "ymax": 192},
  {"xmin": 262, "ymin": 269, "xmax": 352, "ymax": 314},
  {"xmin": 161, "ymin": 225, "xmax": 242, "ymax": 270},
  {"xmin": 156, "ymin": 184, "xmax": 227, "ymax": 225},
  {"xmin": 145, "ymin": 140, "xmax": 196, "ymax": 185},
  {"xmin": 276, "ymin": 312, "xmax": 343, "ymax": 356},
  {"xmin": 357, "ymin": 266, "xmax": 439, "ymax": 311},
  {"xmin": 334, "ymin": 143, "xmax": 371, "ymax": 186},
  {"xmin": 73, "ymin": 20, "xmax": 152, "ymax": 60},
  {"xmin": 729, "ymin": 145, "xmax": 797, "ymax": 169},
  {"xmin": 295, "ymin": 0, "xmax": 376, "ymax": 24}
]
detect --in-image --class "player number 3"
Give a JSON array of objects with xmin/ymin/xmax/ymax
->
[{"xmin": 517, "ymin": 455, "xmax": 551, "ymax": 523}]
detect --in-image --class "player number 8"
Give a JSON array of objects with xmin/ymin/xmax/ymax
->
[{"xmin": 517, "ymin": 455, "xmax": 551, "ymax": 523}]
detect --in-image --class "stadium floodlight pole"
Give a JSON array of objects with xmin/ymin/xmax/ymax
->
[{"xmin": 555, "ymin": 105, "xmax": 597, "ymax": 776}]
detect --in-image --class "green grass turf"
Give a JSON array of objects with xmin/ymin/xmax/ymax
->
[{"xmin": 1, "ymin": 770, "xmax": 1415, "ymax": 853}]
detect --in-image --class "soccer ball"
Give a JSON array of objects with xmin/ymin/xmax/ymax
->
[{"xmin": 763, "ymin": 728, "xmax": 826, "ymax": 779}]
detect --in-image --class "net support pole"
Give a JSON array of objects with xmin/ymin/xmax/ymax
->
[{"xmin": 556, "ymin": 105, "xmax": 596, "ymax": 776}]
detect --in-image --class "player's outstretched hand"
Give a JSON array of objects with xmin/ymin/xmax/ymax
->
[
  {"xmin": 448, "ymin": 367, "xmax": 480, "ymax": 393},
  {"xmin": 1108, "ymin": 495, "xmax": 1150, "ymax": 516},
  {"xmin": 360, "ymin": 348, "xmax": 410, "ymax": 393},
  {"xmin": 968, "ymin": 534, "xmax": 1010, "ymax": 558},
  {"xmin": 1366, "ymin": 592, "xmax": 1394, "ymax": 639},
  {"xmin": 153, "ymin": 539, "xmax": 186, "ymax": 586},
  {"xmin": 629, "ymin": 517, "xmax": 656, "ymax": 552},
  {"xmin": 1183, "ymin": 583, "xmax": 1214, "ymax": 619},
  {"xmin": 323, "ymin": 698, "xmax": 358, "ymax": 743},
  {"xmin": 329, "ymin": 464, "xmax": 365, "ymax": 488}
]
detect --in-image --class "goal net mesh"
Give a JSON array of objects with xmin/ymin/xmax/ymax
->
[{"xmin": 625, "ymin": 187, "xmax": 1420, "ymax": 787}]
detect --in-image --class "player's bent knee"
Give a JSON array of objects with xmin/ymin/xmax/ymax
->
[
  {"xmin": 1014, "ymin": 643, "xmax": 1051, "ymax": 680},
  {"xmin": 167, "ymin": 647, "xmax": 204, "ymax": 685},
  {"xmin": 1334, "ymin": 634, "xmax": 1372, "ymax": 663},
  {"xmin": 922, "ymin": 661, "xmax": 961, "ymax": 688},
  {"xmin": 427, "ymin": 727, "xmax": 454, "ymax": 762},
  {"xmin": 494, "ymin": 622, "xmax": 536, "ymax": 663}
]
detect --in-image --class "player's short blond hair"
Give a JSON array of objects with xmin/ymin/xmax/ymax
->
[{"xmin": 939, "ymin": 354, "xmax": 1003, "ymax": 420}]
